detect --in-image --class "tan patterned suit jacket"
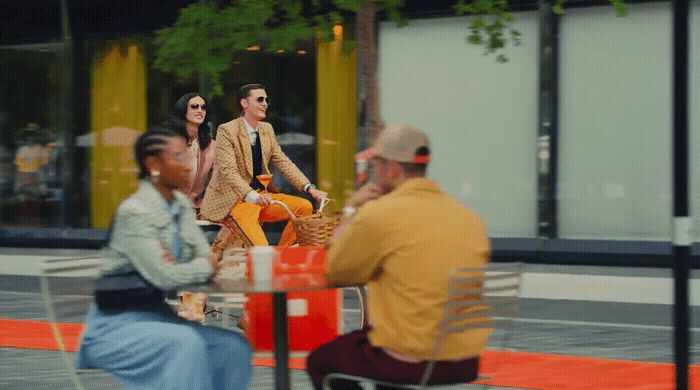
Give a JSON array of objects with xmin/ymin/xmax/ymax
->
[{"xmin": 200, "ymin": 117, "xmax": 310, "ymax": 222}]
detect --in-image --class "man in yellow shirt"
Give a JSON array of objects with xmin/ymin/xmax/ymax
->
[{"xmin": 307, "ymin": 124, "xmax": 491, "ymax": 389}]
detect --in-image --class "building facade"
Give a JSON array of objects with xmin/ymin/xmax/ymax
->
[
  {"xmin": 0, "ymin": 0, "xmax": 357, "ymax": 246},
  {"xmin": 2, "ymin": 0, "xmax": 699, "ymax": 267}
]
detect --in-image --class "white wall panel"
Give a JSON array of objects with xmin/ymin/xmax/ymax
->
[
  {"xmin": 558, "ymin": 2, "xmax": 673, "ymax": 240},
  {"xmin": 379, "ymin": 13, "xmax": 539, "ymax": 237}
]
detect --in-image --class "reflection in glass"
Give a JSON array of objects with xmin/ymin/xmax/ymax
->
[{"xmin": 0, "ymin": 44, "xmax": 64, "ymax": 227}]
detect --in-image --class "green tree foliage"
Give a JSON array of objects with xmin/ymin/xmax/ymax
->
[
  {"xmin": 455, "ymin": 0, "xmax": 627, "ymax": 62},
  {"xmin": 154, "ymin": 0, "xmax": 343, "ymax": 96},
  {"xmin": 154, "ymin": 0, "xmax": 627, "ymax": 95}
]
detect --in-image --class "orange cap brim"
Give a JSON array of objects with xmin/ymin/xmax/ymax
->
[{"xmin": 413, "ymin": 155, "xmax": 430, "ymax": 164}]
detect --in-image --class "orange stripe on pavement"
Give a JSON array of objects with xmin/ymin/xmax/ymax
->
[{"xmin": 1, "ymin": 318, "xmax": 697, "ymax": 389}]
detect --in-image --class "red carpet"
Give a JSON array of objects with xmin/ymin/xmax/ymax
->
[{"xmin": 1, "ymin": 318, "xmax": 698, "ymax": 389}]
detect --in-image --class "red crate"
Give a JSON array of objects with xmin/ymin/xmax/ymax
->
[{"xmin": 245, "ymin": 246, "xmax": 342, "ymax": 352}]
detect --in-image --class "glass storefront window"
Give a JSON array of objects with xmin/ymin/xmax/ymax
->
[
  {"xmin": 0, "ymin": 38, "xmax": 318, "ymax": 233},
  {"xmin": 0, "ymin": 2, "xmax": 317, "ymax": 237},
  {"xmin": 0, "ymin": 43, "xmax": 66, "ymax": 228}
]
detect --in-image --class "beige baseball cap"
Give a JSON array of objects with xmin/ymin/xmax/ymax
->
[{"xmin": 356, "ymin": 124, "xmax": 431, "ymax": 164}]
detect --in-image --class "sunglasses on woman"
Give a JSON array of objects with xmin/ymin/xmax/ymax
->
[
  {"xmin": 190, "ymin": 103, "xmax": 207, "ymax": 110},
  {"xmin": 254, "ymin": 96, "xmax": 270, "ymax": 104}
]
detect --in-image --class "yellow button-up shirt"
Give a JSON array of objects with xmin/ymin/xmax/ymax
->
[{"xmin": 327, "ymin": 178, "xmax": 491, "ymax": 360}]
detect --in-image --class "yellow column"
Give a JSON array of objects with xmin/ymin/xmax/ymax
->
[
  {"xmin": 316, "ymin": 32, "xmax": 357, "ymax": 211},
  {"xmin": 90, "ymin": 44, "xmax": 146, "ymax": 228}
]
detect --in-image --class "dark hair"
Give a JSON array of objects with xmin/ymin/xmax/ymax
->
[
  {"xmin": 397, "ymin": 162, "xmax": 428, "ymax": 176},
  {"xmin": 172, "ymin": 93, "xmax": 212, "ymax": 150},
  {"xmin": 133, "ymin": 127, "xmax": 185, "ymax": 179},
  {"xmin": 236, "ymin": 83, "xmax": 266, "ymax": 115},
  {"xmin": 397, "ymin": 146, "xmax": 430, "ymax": 176}
]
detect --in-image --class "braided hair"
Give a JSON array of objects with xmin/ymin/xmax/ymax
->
[
  {"xmin": 172, "ymin": 93, "xmax": 212, "ymax": 150},
  {"xmin": 133, "ymin": 127, "xmax": 185, "ymax": 179}
]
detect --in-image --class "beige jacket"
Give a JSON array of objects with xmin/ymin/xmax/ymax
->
[{"xmin": 200, "ymin": 117, "xmax": 310, "ymax": 221}]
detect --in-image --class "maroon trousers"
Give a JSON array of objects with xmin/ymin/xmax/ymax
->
[{"xmin": 306, "ymin": 328, "xmax": 479, "ymax": 390}]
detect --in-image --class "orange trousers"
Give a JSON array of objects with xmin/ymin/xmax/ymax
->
[{"xmin": 230, "ymin": 192, "xmax": 313, "ymax": 246}]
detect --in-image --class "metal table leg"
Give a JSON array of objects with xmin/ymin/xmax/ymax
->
[{"xmin": 272, "ymin": 292, "xmax": 290, "ymax": 390}]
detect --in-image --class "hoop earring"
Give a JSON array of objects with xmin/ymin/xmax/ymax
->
[{"xmin": 150, "ymin": 169, "xmax": 160, "ymax": 184}]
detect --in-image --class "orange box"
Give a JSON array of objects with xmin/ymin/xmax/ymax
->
[{"xmin": 245, "ymin": 246, "xmax": 342, "ymax": 352}]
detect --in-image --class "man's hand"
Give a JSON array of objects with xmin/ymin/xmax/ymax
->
[
  {"xmin": 346, "ymin": 182, "xmax": 385, "ymax": 208},
  {"xmin": 254, "ymin": 193, "xmax": 272, "ymax": 207},
  {"xmin": 308, "ymin": 188, "xmax": 328, "ymax": 202},
  {"xmin": 326, "ymin": 183, "xmax": 386, "ymax": 247}
]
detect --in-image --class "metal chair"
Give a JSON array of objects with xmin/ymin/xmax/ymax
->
[
  {"xmin": 322, "ymin": 262, "xmax": 523, "ymax": 390},
  {"xmin": 40, "ymin": 255, "xmax": 121, "ymax": 389}
]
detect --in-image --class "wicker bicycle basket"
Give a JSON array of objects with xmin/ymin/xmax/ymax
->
[
  {"xmin": 292, "ymin": 211, "xmax": 342, "ymax": 246},
  {"xmin": 272, "ymin": 199, "xmax": 342, "ymax": 246}
]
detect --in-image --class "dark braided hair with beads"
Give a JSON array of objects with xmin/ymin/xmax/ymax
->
[{"xmin": 133, "ymin": 127, "xmax": 186, "ymax": 179}]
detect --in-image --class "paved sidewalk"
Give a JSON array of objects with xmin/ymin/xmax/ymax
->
[{"xmin": 1, "ymin": 248, "xmax": 699, "ymax": 389}]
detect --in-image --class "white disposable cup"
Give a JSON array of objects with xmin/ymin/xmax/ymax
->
[{"xmin": 251, "ymin": 246, "xmax": 275, "ymax": 287}]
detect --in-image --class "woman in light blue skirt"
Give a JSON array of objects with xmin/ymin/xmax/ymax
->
[{"xmin": 76, "ymin": 128, "xmax": 251, "ymax": 390}]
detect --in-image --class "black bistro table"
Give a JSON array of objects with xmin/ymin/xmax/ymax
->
[{"xmin": 186, "ymin": 271, "xmax": 338, "ymax": 390}]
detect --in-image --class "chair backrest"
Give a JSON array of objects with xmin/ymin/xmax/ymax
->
[
  {"xmin": 420, "ymin": 262, "xmax": 523, "ymax": 387},
  {"xmin": 322, "ymin": 263, "xmax": 523, "ymax": 390},
  {"xmin": 41, "ymin": 256, "xmax": 106, "ymax": 389},
  {"xmin": 41, "ymin": 256, "xmax": 102, "ymax": 325}
]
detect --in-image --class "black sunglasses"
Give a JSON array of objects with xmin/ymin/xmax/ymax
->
[
  {"xmin": 190, "ymin": 103, "xmax": 207, "ymax": 110},
  {"xmin": 254, "ymin": 96, "xmax": 270, "ymax": 104}
]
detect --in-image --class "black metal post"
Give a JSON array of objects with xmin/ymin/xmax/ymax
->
[
  {"xmin": 60, "ymin": 0, "xmax": 75, "ymax": 228},
  {"xmin": 272, "ymin": 292, "xmax": 290, "ymax": 390},
  {"xmin": 537, "ymin": 1, "xmax": 559, "ymax": 241},
  {"xmin": 672, "ymin": 0, "xmax": 690, "ymax": 389}
]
